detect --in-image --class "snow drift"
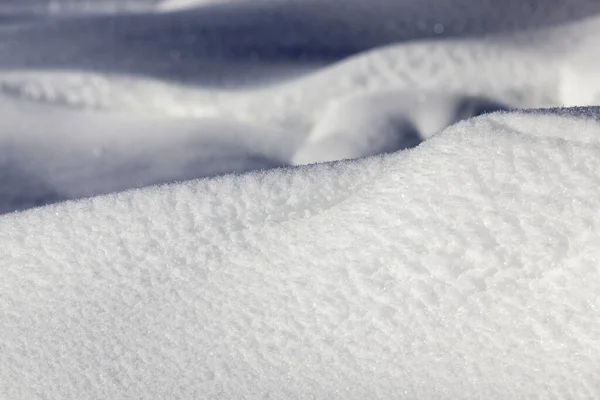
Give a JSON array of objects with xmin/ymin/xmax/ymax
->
[
  {"xmin": 1, "ymin": 0, "xmax": 600, "ymax": 398},
  {"xmin": 2, "ymin": 109, "xmax": 600, "ymax": 398}
]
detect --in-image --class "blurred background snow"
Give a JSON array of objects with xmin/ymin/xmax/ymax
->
[{"xmin": 0, "ymin": 0, "xmax": 599, "ymax": 213}]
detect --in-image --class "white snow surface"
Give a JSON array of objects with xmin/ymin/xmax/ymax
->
[
  {"xmin": 2, "ymin": 109, "xmax": 600, "ymax": 398},
  {"xmin": 2, "ymin": 0, "xmax": 600, "ymax": 398}
]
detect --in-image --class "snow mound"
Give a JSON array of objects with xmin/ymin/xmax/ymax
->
[{"xmin": 2, "ymin": 109, "xmax": 600, "ymax": 398}]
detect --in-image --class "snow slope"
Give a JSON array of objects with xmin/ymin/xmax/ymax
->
[
  {"xmin": 2, "ymin": 109, "xmax": 600, "ymax": 398},
  {"xmin": 1, "ymin": 2, "xmax": 600, "ymax": 397}
]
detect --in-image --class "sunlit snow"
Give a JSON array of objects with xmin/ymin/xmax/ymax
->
[{"xmin": 1, "ymin": 0, "xmax": 600, "ymax": 398}]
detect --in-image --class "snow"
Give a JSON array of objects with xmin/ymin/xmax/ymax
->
[
  {"xmin": 156, "ymin": 0, "xmax": 236, "ymax": 11},
  {"xmin": 292, "ymin": 90, "xmax": 507, "ymax": 165},
  {"xmin": 0, "ymin": 95, "xmax": 297, "ymax": 214},
  {"xmin": 3, "ymin": 13, "xmax": 598, "ymax": 127},
  {"xmin": 1, "ymin": 0, "xmax": 600, "ymax": 398},
  {"xmin": 0, "ymin": 0, "xmax": 160, "ymax": 15},
  {"xmin": 2, "ymin": 109, "xmax": 600, "ymax": 398}
]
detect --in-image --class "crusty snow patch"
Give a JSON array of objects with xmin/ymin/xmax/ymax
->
[{"xmin": 2, "ymin": 109, "xmax": 600, "ymax": 398}]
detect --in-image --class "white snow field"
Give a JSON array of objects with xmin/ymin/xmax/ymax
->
[
  {"xmin": 1, "ymin": 0, "xmax": 600, "ymax": 398},
  {"xmin": 2, "ymin": 109, "xmax": 600, "ymax": 398}
]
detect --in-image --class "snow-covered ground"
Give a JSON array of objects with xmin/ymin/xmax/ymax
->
[{"xmin": 1, "ymin": 0, "xmax": 600, "ymax": 398}]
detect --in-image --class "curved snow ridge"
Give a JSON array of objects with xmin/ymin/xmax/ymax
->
[
  {"xmin": 0, "ymin": 71, "xmax": 227, "ymax": 117},
  {"xmin": 238, "ymin": 24, "xmax": 600, "ymax": 127},
  {"xmin": 1, "ymin": 13, "xmax": 599, "ymax": 129},
  {"xmin": 292, "ymin": 90, "xmax": 509, "ymax": 165},
  {"xmin": 0, "ymin": 37, "xmax": 565, "ymax": 127},
  {"xmin": 2, "ymin": 108, "xmax": 600, "ymax": 398}
]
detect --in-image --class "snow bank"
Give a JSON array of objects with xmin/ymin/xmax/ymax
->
[{"xmin": 2, "ymin": 109, "xmax": 600, "ymax": 398}]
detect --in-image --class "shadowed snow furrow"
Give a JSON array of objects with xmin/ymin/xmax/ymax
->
[
  {"xmin": 292, "ymin": 90, "xmax": 509, "ymax": 165},
  {"xmin": 3, "ymin": 0, "xmax": 600, "ymax": 70}
]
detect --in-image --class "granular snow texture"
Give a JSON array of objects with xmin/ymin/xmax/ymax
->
[{"xmin": 1, "ymin": 109, "xmax": 600, "ymax": 399}]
